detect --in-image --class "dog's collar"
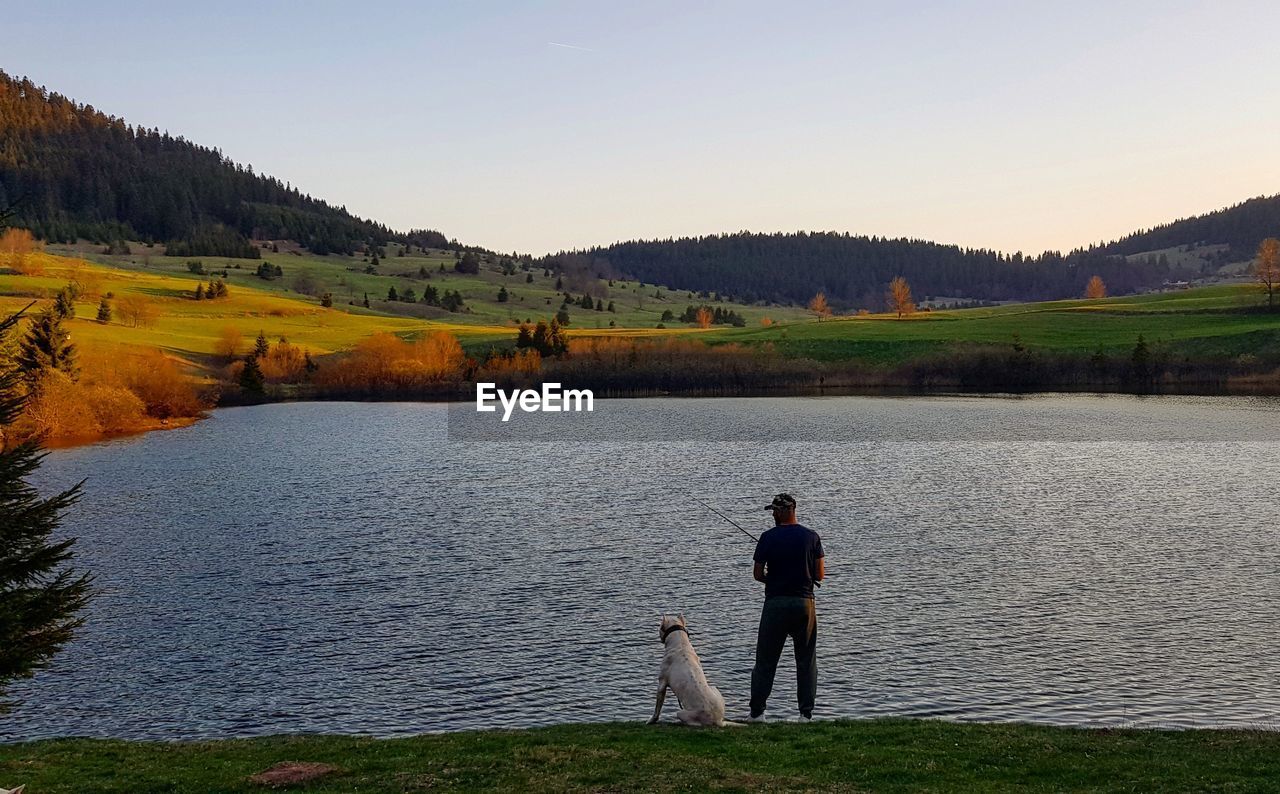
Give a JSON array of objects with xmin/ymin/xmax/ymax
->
[{"xmin": 661, "ymin": 624, "xmax": 689, "ymax": 642}]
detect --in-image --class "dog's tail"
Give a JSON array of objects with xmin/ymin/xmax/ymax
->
[{"xmin": 719, "ymin": 720, "xmax": 747, "ymax": 728}]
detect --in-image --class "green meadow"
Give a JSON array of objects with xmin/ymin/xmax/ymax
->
[
  {"xmin": 47, "ymin": 241, "xmax": 812, "ymax": 332},
  {"xmin": 6, "ymin": 246, "xmax": 1278, "ymax": 381},
  {"xmin": 704, "ymin": 285, "xmax": 1280, "ymax": 365},
  {"xmin": 3, "ymin": 720, "xmax": 1279, "ymax": 793}
]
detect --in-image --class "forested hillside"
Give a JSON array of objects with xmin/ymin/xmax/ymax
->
[
  {"xmin": 1101, "ymin": 194, "xmax": 1280, "ymax": 259},
  {"xmin": 547, "ymin": 233, "xmax": 1176, "ymax": 308},
  {"xmin": 0, "ymin": 71, "xmax": 449, "ymax": 256}
]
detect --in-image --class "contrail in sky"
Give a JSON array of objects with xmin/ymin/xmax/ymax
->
[{"xmin": 548, "ymin": 42, "xmax": 596, "ymax": 52}]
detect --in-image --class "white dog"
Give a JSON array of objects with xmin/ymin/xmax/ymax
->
[
  {"xmin": 1, "ymin": 785, "xmax": 25, "ymax": 794},
  {"xmin": 647, "ymin": 614, "xmax": 734, "ymax": 727}
]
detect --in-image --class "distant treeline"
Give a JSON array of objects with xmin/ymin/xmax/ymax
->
[
  {"xmin": 0, "ymin": 71, "xmax": 453, "ymax": 256},
  {"xmin": 542, "ymin": 233, "xmax": 1185, "ymax": 309}
]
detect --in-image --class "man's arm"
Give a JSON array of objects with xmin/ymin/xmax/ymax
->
[
  {"xmin": 753, "ymin": 562, "xmax": 767, "ymax": 583},
  {"xmin": 814, "ymin": 557, "xmax": 825, "ymax": 582}
]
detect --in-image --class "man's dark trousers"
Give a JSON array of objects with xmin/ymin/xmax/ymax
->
[{"xmin": 750, "ymin": 595, "xmax": 817, "ymax": 717}]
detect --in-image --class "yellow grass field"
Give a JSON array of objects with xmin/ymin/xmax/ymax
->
[{"xmin": 0, "ymin": 253, "xmax": 517, "ymax": 374}]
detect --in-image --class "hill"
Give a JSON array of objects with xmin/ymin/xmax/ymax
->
[
  {"xmin": 0, "ymin": 71, "xmax": 451, "ymax": 256},
  {"xmin": 546, "ymin": 225, "xmax": 1262, "ymax": 311},
  {"xmin": 1102, "ymin": 194, "xmax": 1280, "ymax": 260},
  {"xmin": 3, "ymin": 70, "xmax": 1277, "ymax": 317}
]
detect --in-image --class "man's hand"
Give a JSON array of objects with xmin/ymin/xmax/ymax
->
[{"xmin": 753, "ymin": 562, "xmax": 767, "ymax": 584}]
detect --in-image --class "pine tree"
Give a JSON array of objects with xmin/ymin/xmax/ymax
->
[
  {"xmin": 362, "ymin": 293, "xmax": 370, "ymax": 308},
  {"xmin": 387, "ymin": 286, "xmax": 399, "ymax": 302},
  {"xmin": 0, "ymin": 307, "xmax": 91, "ymax": 713},
  {"xmin": 96, "ymin": 297, "xmax": 111, "ymax": 324},
  {"xmin": 526, "ymin": 273, "xmax": 534, "ymax": 283},
  {"xmin": 252, "ymin": 331, "xmax": 270, "ymax": 359},
  {"xmin": 17, "ymin": 309, "xmax": 77, "ymax": 383},
  {"xmin": 595, "ymin": 299, "xmax": 603, "ymax": 311},
  {"xmin": 53, "ymin": 288, "xmax": 75, "ymax": 320},
  {"xmin": 239, "ymin": 354, "xmax": 264, "ymax": 395},
  {"xmin": 320, "ymin": 293, "xmax": 333, "ymax": 308},
  {"xmin": 194, "ymin": 283, "xmax": 205, "ymax": 300},
  {"xmin": 497, "ymin": 286, "xmax": 509, "ymax": 303}
]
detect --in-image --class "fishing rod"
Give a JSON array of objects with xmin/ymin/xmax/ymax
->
[
  {"xmin": 694, "ymin": 497, "xmax": 759, "ymax": 543},
  {"xmin": 695, "ymin": 496, "xmax": 821, "ymax": 587}
]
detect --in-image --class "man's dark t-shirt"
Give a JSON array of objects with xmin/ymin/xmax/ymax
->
[{"xmin": 754, "ymin": 523, "xmax": 824, "ymax": 599}]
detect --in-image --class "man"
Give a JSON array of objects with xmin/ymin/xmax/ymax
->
[{"xmin": 749, "ymin": 493, "xmax": 824, "ymax": 722}]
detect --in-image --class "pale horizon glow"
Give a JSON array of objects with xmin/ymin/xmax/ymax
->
[{"xmin": 5, "ymin": 0, "xmax": 1279, "ymax": 256}]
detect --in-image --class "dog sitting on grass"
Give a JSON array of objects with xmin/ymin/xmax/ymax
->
[{"xmin": 647, "ymin": 614, "xmax": 736, "ymax": 727}]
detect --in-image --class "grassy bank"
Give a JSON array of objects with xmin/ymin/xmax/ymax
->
[{"xmin": 3, "ymin": 720, "xmax": 1279, "ymax": 792}]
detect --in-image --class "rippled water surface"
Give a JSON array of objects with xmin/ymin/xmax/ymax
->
[{"xmin": 7, "ymin": 395, "xmax": 1280, "ymax": 740}]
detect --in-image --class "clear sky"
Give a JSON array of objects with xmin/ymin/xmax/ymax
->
[{"xmin": 5, "ymin": 0, "xmax": 1279, "ymax": 255}]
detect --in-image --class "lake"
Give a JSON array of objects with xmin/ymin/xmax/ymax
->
[{"xmin": 5, "ymin": 395, "xmax": 1280, "ymax": 741}]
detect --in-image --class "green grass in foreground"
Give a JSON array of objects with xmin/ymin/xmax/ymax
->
[{"xmin": 3, "ymin": 720, "xmax": 1279, "ymax": 793}]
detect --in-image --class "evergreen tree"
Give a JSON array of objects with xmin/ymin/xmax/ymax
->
[
  {"xmin": 497, "ymin": 286, "xmax": 509, "ymax": 303},
  {"xmin": 362, "ymin": 293, "xmax": 370, "ymax": 308},
  {"xmin": 595, "ymin": 299, "xmax": 603, "ymax": 311},
  {"xmin": 53, "ymin": 288, "xmax": 75, "ymax": 320},
  {"xmin": 320, "ymin": 292, "xmax": 333, "ymax": 308},
  {"xmin": 0, "ymin": 307, "xmax": 91, "ymax": 713},
  {"xmin": 17, "ymin": 309, "xmax": 77, "ymax": 383},
  {"xmin": 556, "ymin": 307, "xmax": 571, "ymax": 325},
  {"xmin": 402, "ymin": 287, "xmax": 416, "ymax": 303},
  {"xmin": 579, "ymin": 293, "xmax": 594, "ymax": 310},
  {"xmin": 95, "ymin": 297, "xmax": 111, "ymax": 324},
  {"xmin": 194, "ymin": 283, "xmax": 205, "ymax": 300},
  {"xmin": 252, "ymin": 331, "xmax": 270, "ymax": 359},
  {"xmin": 526, "ymin": 273, "xmax": 534, "ymax": 283},
  {"xmin": 609, "ymin": 301, "xmax": 617, "ymax": 313},
  {"xmin": 239, "ymin": 354, "xmax": 264, "ymax": 395},
  {"xmin": 387, "ymin": 286, "xmax": 399, "ymax": 302}
]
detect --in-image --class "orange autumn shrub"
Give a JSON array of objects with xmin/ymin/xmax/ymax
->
[
  {"xmin": 111, "ymin": 350, "xmax": 206, "ymax": 418},
  {"xmin": 314, "ymin": 331, "xmax": 466, "ymax": 395},
  {"xmin": 83, "ymin": 384, "xmax": 147, "ymax": 433},
  {"xmin": 260, "ymin": 340, "xmax": 308, "ymax": 383},
  {"xmin": 17, "ymin": 371, "xmax": 102, "ymax": 439},
  {"xmin": 0, "ymin": 228, "xmax": 40, "ymax": 274}
]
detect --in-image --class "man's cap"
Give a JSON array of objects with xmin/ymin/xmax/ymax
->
[{"xmin": 765, "ymin": 493, "xmax": 797, "ymax": 512}]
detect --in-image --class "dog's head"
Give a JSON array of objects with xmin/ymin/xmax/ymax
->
[{"xmin": 658, "ymin": 613, "xmax": 686, "ymax": 641}]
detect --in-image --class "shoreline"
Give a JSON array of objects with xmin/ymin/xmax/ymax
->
[
  {"xmin": 36, "ymin": 383, "xmax": 1280, "ymax": 450},
  {"xmin": 3, "ymin": 718, "xmax": 1278, "ymax": 792}
]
